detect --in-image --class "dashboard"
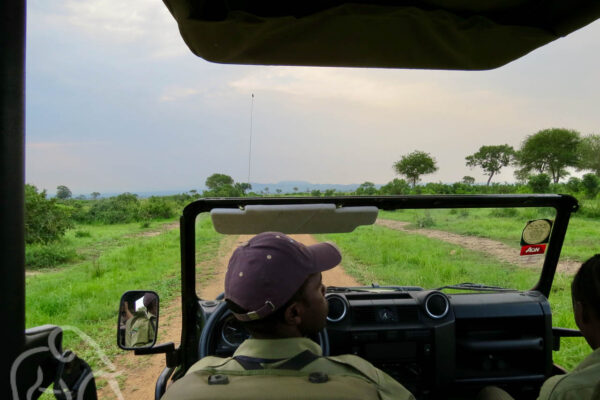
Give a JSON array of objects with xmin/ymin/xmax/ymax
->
[{"xmin": 199, "ymin": 287, "xmax": 553, "ymax": 399}]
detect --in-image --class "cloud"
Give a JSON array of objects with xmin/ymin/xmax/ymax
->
[
  {"xmin": 159, "ymin": 87, "xmax": 200, "ymax": 102},
  {"xmin": 228, "ymin": 68, "xmax": 530, "ymax": 125},
  {"xmin": 31, "ymin": 0, "xmax": 187, "ymax": 59}
]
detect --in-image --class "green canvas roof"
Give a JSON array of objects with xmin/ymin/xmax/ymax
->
[{"xmin": 163, "ymin": 1, "xmax": 600, "ymax": 70}]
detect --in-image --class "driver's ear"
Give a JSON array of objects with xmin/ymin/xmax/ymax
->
[{"xmin": 283, "ymin": 302, "xmax": 303, "ymax": 326}]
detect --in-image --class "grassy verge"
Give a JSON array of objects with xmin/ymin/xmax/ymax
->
[
  {"xmin": 26, "ymin": 218, "xmax": 178, "ymax": 271},
  {"xmin": 379, "ymin": 208, "xmax": 600, "ymax": 262},
  {"xmin": 319, "ymin": 225, "xmax": 588, "ymax": 370},
  {"xmin": 25, "ymin": 215, "xmax": 223, "ymax": 371}
]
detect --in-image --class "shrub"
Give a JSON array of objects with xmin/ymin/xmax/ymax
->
[
  {"xmin": 139, "ymin": 196, "xmax": 175, "ymax": 220},
  {"xmin": 565, "ymin": 177, "xmax": 582, "ymax": 193},
  {"xmin": 578, "ymin": 200, "xmax": 600, "ymax": 218},
  {"xmin": 25, "ymin": 184, "xmax": 74, "ymax": 244},
  {"xmin": 415, "ymin": 211, "xmax": 435, "ymax": 228},
  {"xmin": 528, "ymin": 173, "xmax": 551, "ymax": 193},
  {"xmin": 26, "ymin": 243, "xmax": 78, "ymax": 269},
  {"xmin": 582, "ymin": 173, "xmax": 600, "ymax": 199},
  {"xmin": 380, "ymin": 179, "xmax": 410, "ymax": 195},
  {"xmin": 86, "ymin": 192, "xmax": 141, "ymax": 224}
]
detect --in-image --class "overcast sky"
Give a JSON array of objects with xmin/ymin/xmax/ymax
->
[{"xmin": 26, "ymin": 1, "xmax": 600, "ymax": 195}]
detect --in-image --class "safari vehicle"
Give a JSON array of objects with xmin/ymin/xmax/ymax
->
[{"xmin": 2, "ymin": 0, "xmax": 600, "ymax": 399}]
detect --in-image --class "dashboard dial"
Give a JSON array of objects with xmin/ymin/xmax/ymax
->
[{"xmin": 221, "ymin": 315, "xmax": 250, "ymax": 347}]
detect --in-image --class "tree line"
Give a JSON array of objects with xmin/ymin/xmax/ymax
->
[{"xmin": 393, "ymin": 128, "xmax": 599, "ymax": 188}]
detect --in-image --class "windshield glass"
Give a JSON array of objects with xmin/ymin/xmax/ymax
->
[
  {"xmin": 319, "ymin": 207, "xmax": 559, "ymax": 292},
  {"xmin": 193, "ymin": 205, "xmax": 580, "ymax": 297}
]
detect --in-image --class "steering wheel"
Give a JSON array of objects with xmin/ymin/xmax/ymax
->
[{"xmin": 199, "ymin": 301, "xmax": 330, "ymax": 359}]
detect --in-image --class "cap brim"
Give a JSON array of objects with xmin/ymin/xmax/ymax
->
[{"xmin": 306, "ymin": 242, "xmax": 342, "ymax": 273}]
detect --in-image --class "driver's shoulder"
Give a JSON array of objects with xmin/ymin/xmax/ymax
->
[
  {"xmin": 324, "ymin": 354, "xmax": 381, "ymax": 382},
  {"xmin": 187, "ymin": 356, "xmax": 239, "ymax": 374}
]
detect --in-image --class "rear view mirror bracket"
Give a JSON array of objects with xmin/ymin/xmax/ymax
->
[{"xmin": 134, "ymin": 342, "xmax": 180, "ymax": 368}]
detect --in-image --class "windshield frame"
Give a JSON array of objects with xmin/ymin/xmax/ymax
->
[{"xmin": 177, "ymin": 194, "xmax": 578, "ymax": 371}]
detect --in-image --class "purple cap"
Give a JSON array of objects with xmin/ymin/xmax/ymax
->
[{"xmin": 225, "ymin": 232, "xmax": 341, "ymax": 321}]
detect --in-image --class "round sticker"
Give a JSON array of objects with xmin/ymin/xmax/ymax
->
[{"xmin": 522, "ymin": 219, "xmax": 552, "ymax": 244}]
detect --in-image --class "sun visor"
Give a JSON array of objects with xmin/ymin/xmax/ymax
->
[
  {"xmin": 211, "ymin": 204, "xmax": 378, "ymax": 234},
  {"xmin": 163, "ymin": 1, "xmax": 600, "ymax": 70}
]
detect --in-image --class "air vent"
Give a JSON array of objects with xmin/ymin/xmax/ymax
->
[
  {"xmin": 326, "ymin": 295, "xmax": 348, "ymax": 323},
  {"xmin": 425, "ymin": 292, "xmax": 449, "ymax": 319}
]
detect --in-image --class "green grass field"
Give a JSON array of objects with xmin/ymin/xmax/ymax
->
[
  {"xmin": 379, "ymin": 208, "xmax": 600, "ymax": 262},
  {"xmin": 25, "ymin": 218, "xmax": 177, "ymax": 270},
  {"xmin": 25, "ymin": 216, "xmax": 223, "ymax": 371},
  {"xmin": 319, "ymin": 224, "xmax": 589, "ymax": 371}
]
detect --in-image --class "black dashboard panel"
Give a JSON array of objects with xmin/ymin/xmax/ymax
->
[{"xmin": 324, "ymin": 288, "xmax": 552, "ymax": 399}]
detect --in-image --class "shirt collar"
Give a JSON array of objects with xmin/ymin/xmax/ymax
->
[{"xmin": 233, "ymin": 337, "xmax": 323, "ymax": 359}]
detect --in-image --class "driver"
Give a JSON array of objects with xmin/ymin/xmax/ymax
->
[{"xmin": 162, "ymin": 231, "xmax": 415, "ymax": 400}]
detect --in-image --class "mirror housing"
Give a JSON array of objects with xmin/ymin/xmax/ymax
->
[{"xmin": 118, "ymin": 290, "xmax": 159, "ymax": 350}]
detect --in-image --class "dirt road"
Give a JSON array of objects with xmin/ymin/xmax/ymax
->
[
  {"xmin": 376, "ymin": 219, "xmax": 581, "ymax": 274},
  {"xmin": 97, "ymin": 234, "xmax": 359, "ymax": 400}
]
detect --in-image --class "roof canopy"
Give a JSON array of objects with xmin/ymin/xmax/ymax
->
[{"xmin": 163, "ymin": 0, "xmax": 600, "ymax": 70}]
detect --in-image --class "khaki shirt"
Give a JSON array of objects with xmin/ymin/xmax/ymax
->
[
  {"xmin": 125, "ymin": 308, "xmax": 156, "ymax": 347},
  {"xmin": 163, "ymin": 337, "xmax": 414, "ymax": 400},
  {"xmin": 538, "ymin": 348, "xmax": 600, "ymax": 400}
]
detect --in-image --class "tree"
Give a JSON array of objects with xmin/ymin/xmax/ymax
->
[
  {"xmin": 293, "ymin": 187, "xmax": 298, "ymax": 192},
  {"xmin": 25, "ymin": 184, "xmax": 73, "ymax": 243},
  {"xmin": 90, "ymin": 192, "xmax": 101, "ymax": 200},
  {"xmin": 393, "ymin": 151, "xmax": 438, "ymax": 187},
  {"xmin": 234, "ymin": 182, "xmax": 252, "ymax": 194},
  {"xmin": 205, "ymin": 173, "xmax": 235, "ymax": 190},
  {"xmin": 578, "ymin": 134, "xmax": 600, "ymax": 176},
  {"xmin": 56, "ymin": 185, "xmax": 72, "ymax": 199},
  {"xmin": 462, "ymin": 176, "xmax": 475, "ymax": 185},
  {"xmin": 465, "ymin": 145, "xmax": 515, "ymax": 186},
  {"xmin": 515, "ymin": 128, "xmax": 581, "ymax": 183},
  {"xmin": 355, "ymin": 182, "xmax": 377, "ymax": 195},
  {"xmin": 276, "ymin": 188, "xmax": 282, "ymax": 194}
]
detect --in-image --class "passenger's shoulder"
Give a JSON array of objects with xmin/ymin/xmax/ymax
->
[{"xmin": 538, "ymin": 369, "xmax": 599, "ymax": 400}]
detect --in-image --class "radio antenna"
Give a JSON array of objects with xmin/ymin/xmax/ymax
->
[{"xmin": 247, "ymin": 93, "xmax": 254, "ymax": 185}]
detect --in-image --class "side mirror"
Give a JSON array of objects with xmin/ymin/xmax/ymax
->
[{"xmin": 118, "ymin": 290, "xmax": 159, "ymax": 350}]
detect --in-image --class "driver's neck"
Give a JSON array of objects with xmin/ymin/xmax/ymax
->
[{"xmin": 250, "ymin": 324, "xmax": 302, "ymax": 339}]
